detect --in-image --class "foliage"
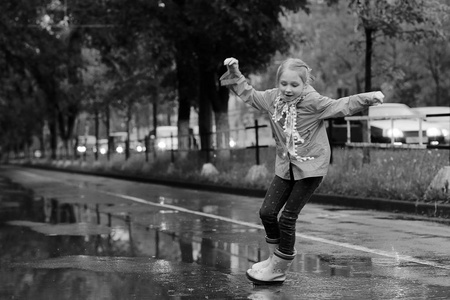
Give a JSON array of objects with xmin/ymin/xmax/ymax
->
[
  {"xmin": 319, "ymin": 147, "xmax": 449, "ymax": 202},
  {"xmin": 0, "ymin": 0, "xmax": 91, "ymax": 156},
  {"xmin": 1, "ymin": 0, "xmax": 449, "ymax": 160},
  {"xmin": 152, "ymin": 0, "xmax": 311, "ymax": 149},
  {"xmin": 261, "ymin": 0, "xmax": 450, "ymax": 107},
  {"xmin": 349, "ymin": 0, "xmax": 448, "ymax": 39},
  {"xmin": 348, "ymin": 0, "xmax": 449, "ymax": 94}
]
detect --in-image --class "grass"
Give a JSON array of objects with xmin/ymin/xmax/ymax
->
[
  {"xmin": 319, "ymin": 147, "xmax": 449, "ymax": 202},
  {"xmin": 11, "ymin": 147, "xmax": 450, "ymax": 203}
]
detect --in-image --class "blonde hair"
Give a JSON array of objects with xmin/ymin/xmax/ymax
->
[{"xmin": 276, "ymin": 58, "xmax": 313, "ymax": 85}]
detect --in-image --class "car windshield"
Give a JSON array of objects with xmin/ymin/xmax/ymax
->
[
  {"xmin": 157, "ymin": 128, "xmax": 177, "ymax": 138},
  {"xmin": 370, "ymin": 106, "xmax": 416, "ymax": 117},
  {"xmin": 412, "ymin": 107, "xmax": 450, "ymax": 123}
]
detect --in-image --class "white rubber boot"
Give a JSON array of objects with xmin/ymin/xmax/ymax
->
[
  {"xmin": 251, "ymin": 237, "xmax": 279, "ymax": 271},
  {"xmin": 246, "ymin": 249, "xmax": 296, "ymax": 285}
]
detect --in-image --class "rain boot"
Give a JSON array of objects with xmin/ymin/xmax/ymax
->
[
  {"xmin": 251, "ymin": 237, "xmax": 279, "ymax": 271},
  {"xmin": 246, "ymin": 248, "xmax": 296, "ymax": 285}
]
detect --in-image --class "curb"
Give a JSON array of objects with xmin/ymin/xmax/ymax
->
[
  {"xmin": 11, "ymin": 163, "xmax": 450, "ymax": 219},
  {"xmin": 310, "ymin": 194, "xmax": 450, "ymax": 219}
]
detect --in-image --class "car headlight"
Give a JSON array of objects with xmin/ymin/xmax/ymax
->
[
  {"xmin": 100, "ymin": 147, "xmax": 107, "ymax": 155},
  {"xmin": 116, "ymin": 146, "xmax": 124, "ymax": 153},
  {"xmin": 386, "ymin": 128, "xmax": 404, "ymax": 138},
  {"xmin": 157, "ymin": 141, "xmax": 167, "ymax": 149},
  {"xmin": 229, "ymin": 138, "xmax": 236, "ymax": 148},
  {"xmin": 136, "ymin": 145, "xmax": 145, "ymax": 152},
  {"xmin": 426, "ymin": 127, "xmax": 442, "ymax": 137},
  {"xmin": 77, "ymin": 146, "xmax": 87, "ymax": 153}
]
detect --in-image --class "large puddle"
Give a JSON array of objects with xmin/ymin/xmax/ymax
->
[{"xmin": 2, "ymin": 174, "xmax": 450, "ymax": 299}]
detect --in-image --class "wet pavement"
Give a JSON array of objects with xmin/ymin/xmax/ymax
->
[{"xmin": 0, "ymin": 165, "xmax": 449, "ymax": 299}]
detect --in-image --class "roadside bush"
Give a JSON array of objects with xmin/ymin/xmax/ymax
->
[
  {"xmin": 9, "ymin": 147, "xmax": 449, "ymax": 202},
  {"xmin": 319, "ymin": 147, "xmax": 449, "ymax": 202}
]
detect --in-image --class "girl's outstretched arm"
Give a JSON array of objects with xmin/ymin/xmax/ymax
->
[
  {"xmin": 220, "ymin": 57, "xmax": 276, "ymax": 112},
  {"xmin": 309, "ymin": 91, "xmax": 384, "ymax": 120}
]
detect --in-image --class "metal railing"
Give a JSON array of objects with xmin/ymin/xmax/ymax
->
[
  {"xmin": 7, "ymin": 113, "xmax": 449, "ymax": 163},
  {"xmin": 344, "ymin": 113, "xmax": 450, "ymax": 149}
]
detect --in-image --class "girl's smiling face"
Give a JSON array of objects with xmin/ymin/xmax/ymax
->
[{"xmin": 278, "ymin": 69, "xmax": 305, "ymax": 101}]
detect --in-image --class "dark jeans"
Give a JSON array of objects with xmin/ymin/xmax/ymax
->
[{"xmin": 259, "ymin": 175, "xmax": 323, "ymax": 255}]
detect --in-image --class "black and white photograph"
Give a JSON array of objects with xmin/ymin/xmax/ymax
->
[{"xmin": 1, "ymin": 0, "xmax": 449, "ymax": 299}]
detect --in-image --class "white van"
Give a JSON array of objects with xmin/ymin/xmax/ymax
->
[{"xmin": 152, "ymin": 126, "xmax": 178, "ymax": 150}]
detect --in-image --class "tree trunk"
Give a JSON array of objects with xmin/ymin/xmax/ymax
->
[
  {"xmin": 45, "ymin": 81, "xmax": 59, "ymax": 160},
  {"xmin": 362, "ymin": 26, "xmax": 374, "ymax": 164},
  {"xmin": 94, "ymin": 109, "xmax": 99, "ymax": 161},
  {"xmin": 125, "ymin": 103, "xmax": 132, "ymax": 160},
  {"xmin": 175, "ymin": 49, "xmax": 194, "ymax": 158},
  {"xmin": 49, "ymin": 116, "xmax": 58, "ymax": 160},
  {"xmin": 198, "ymin": 69, "xmax": 213, "ymax": 161},
  {"xmin": 364, "ymin": 27, "xmax": 373, "ymax": 93},
  {"xmin": 214, "ymin": 111, "xmax": 230, "ymax": 149},
  {"xmin": 57, "ymin": 107, "xmax": 77, "ymax": 159},
  {"xmin": 152, "ymin": 98, "xmax": 158, "ymax": 156},
  {"xmin": 212, "ymin": 74, "xmax": 231, "ymax": 162},
  {"xmin": 428, "ymin": 50, "xmax": 441, "ymax": 106},
  {"xmin": 106, "ymin": 104, "xmax": 111, "ymax": 161}
]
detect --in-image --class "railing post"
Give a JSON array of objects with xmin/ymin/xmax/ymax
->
[
  {"xmin": 418, "ymin": 118, "xmax": 423, "ymax": 146},
  {"xmin": 346, "ymin": 119, "xmax": 351, "ymax": 144},
  {"xmin": 144, "ymin": 136, "xmax": 149, "ymax": 162},
  {"xmin": 170, "ymin": 133, "xmax": 175, "ymax": 163},
  {"xmin": 390, "ymin": 119, "xmax": 394, "ymax": 145}
]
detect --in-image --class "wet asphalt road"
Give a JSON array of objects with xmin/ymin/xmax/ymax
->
[{"xmin": 0, "ymin": 165, "xmax": 449, "ymax": 300}]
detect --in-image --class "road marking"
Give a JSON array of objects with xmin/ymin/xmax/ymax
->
[
  {"xmin": 102, "ymin": 190, "xmax": 450, "ymax": 271},
  {"xmin": 14, "ymin": 169, "xmax": 450, "ymax": 271}
]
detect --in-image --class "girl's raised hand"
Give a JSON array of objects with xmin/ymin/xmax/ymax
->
[
  {"xmin": 224, "ymin": 57, "xmax": 240, "ymax": 75},
  {"xmin": 372, "ymin": 91, "xmax": 384, "ymax": 105}
]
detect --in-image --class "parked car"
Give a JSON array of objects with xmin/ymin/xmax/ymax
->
[
  {"xmin": 368, "ymin": 103, "xmax": 446, "ymax": 145},
  {"xmin": 411, "ymin": 106, "xmax": 450, "ymax": 144},
  {"xmin": 76, "ymin": 135, "xmax": 96, "ymax": 154},
  {"xmin": 134, "ymin": 141, "xmax": 146, "ymax": 153},
  {"xmin": 149, "ymin": 126, "xmax": 201, "ymax": 150},
  {"xmin": 92, "ymin": 139, "xmax": 109, "ymax": 155},
  {"xmin": 150, "ymin": 126, "xmax": 179, "ymax": 150}
]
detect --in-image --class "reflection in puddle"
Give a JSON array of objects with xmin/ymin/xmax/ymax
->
[
  {"xmin": 3, "ymin": 175, "xmax": 450, "ymax": 299},
  {"xmin": 7, "ymin": 180, "xmax": 445, "ymax": 300},
  {"xmin": 7, "ymin": 220, "xmax": 112, "ymax": 236},
  {"xmin": 4, "ymin": 193, "xmax": 374, "ymax": 279}
]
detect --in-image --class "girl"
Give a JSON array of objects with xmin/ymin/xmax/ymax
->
[{"xmin": 221, "ymin": 57, "xmax": 384, "ymax": 285}]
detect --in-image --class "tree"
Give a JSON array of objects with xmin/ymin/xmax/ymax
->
[
  {"xmin": 419, "ymin": 39, "xmax": 450, "ymax": 106},
  {"xmin": 282, "ymin": 0, "xmax": 450, "ymax": 106},
  {"xmin": 0, "ymin": 66, "xmax": 45, "ymax": 157},
  {"xmin": 349, "ymin": 0, "xmax": 449, "ymax": 92},
  {"xmin": 348, "ymin": 0, "xmax": 449, "ymax": 162},
  {"xmin": 86, "ymin": 0, "xmax": 175, "ymax": 159},
  {"xmin": 0, "ymin": 0, "xmax": 64, "ymax": 158},
  {"xmin": 0, "ymin": 0, "xmax": 110, "ymax": 159},
  {"xmin": 155, "ymin": 0, "xmax": 310, "ymax": 162}
]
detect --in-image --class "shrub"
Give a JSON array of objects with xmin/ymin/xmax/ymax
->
[{"xmin": 11, "ymin": 147, "xmax": 449, "ymax": 202}]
